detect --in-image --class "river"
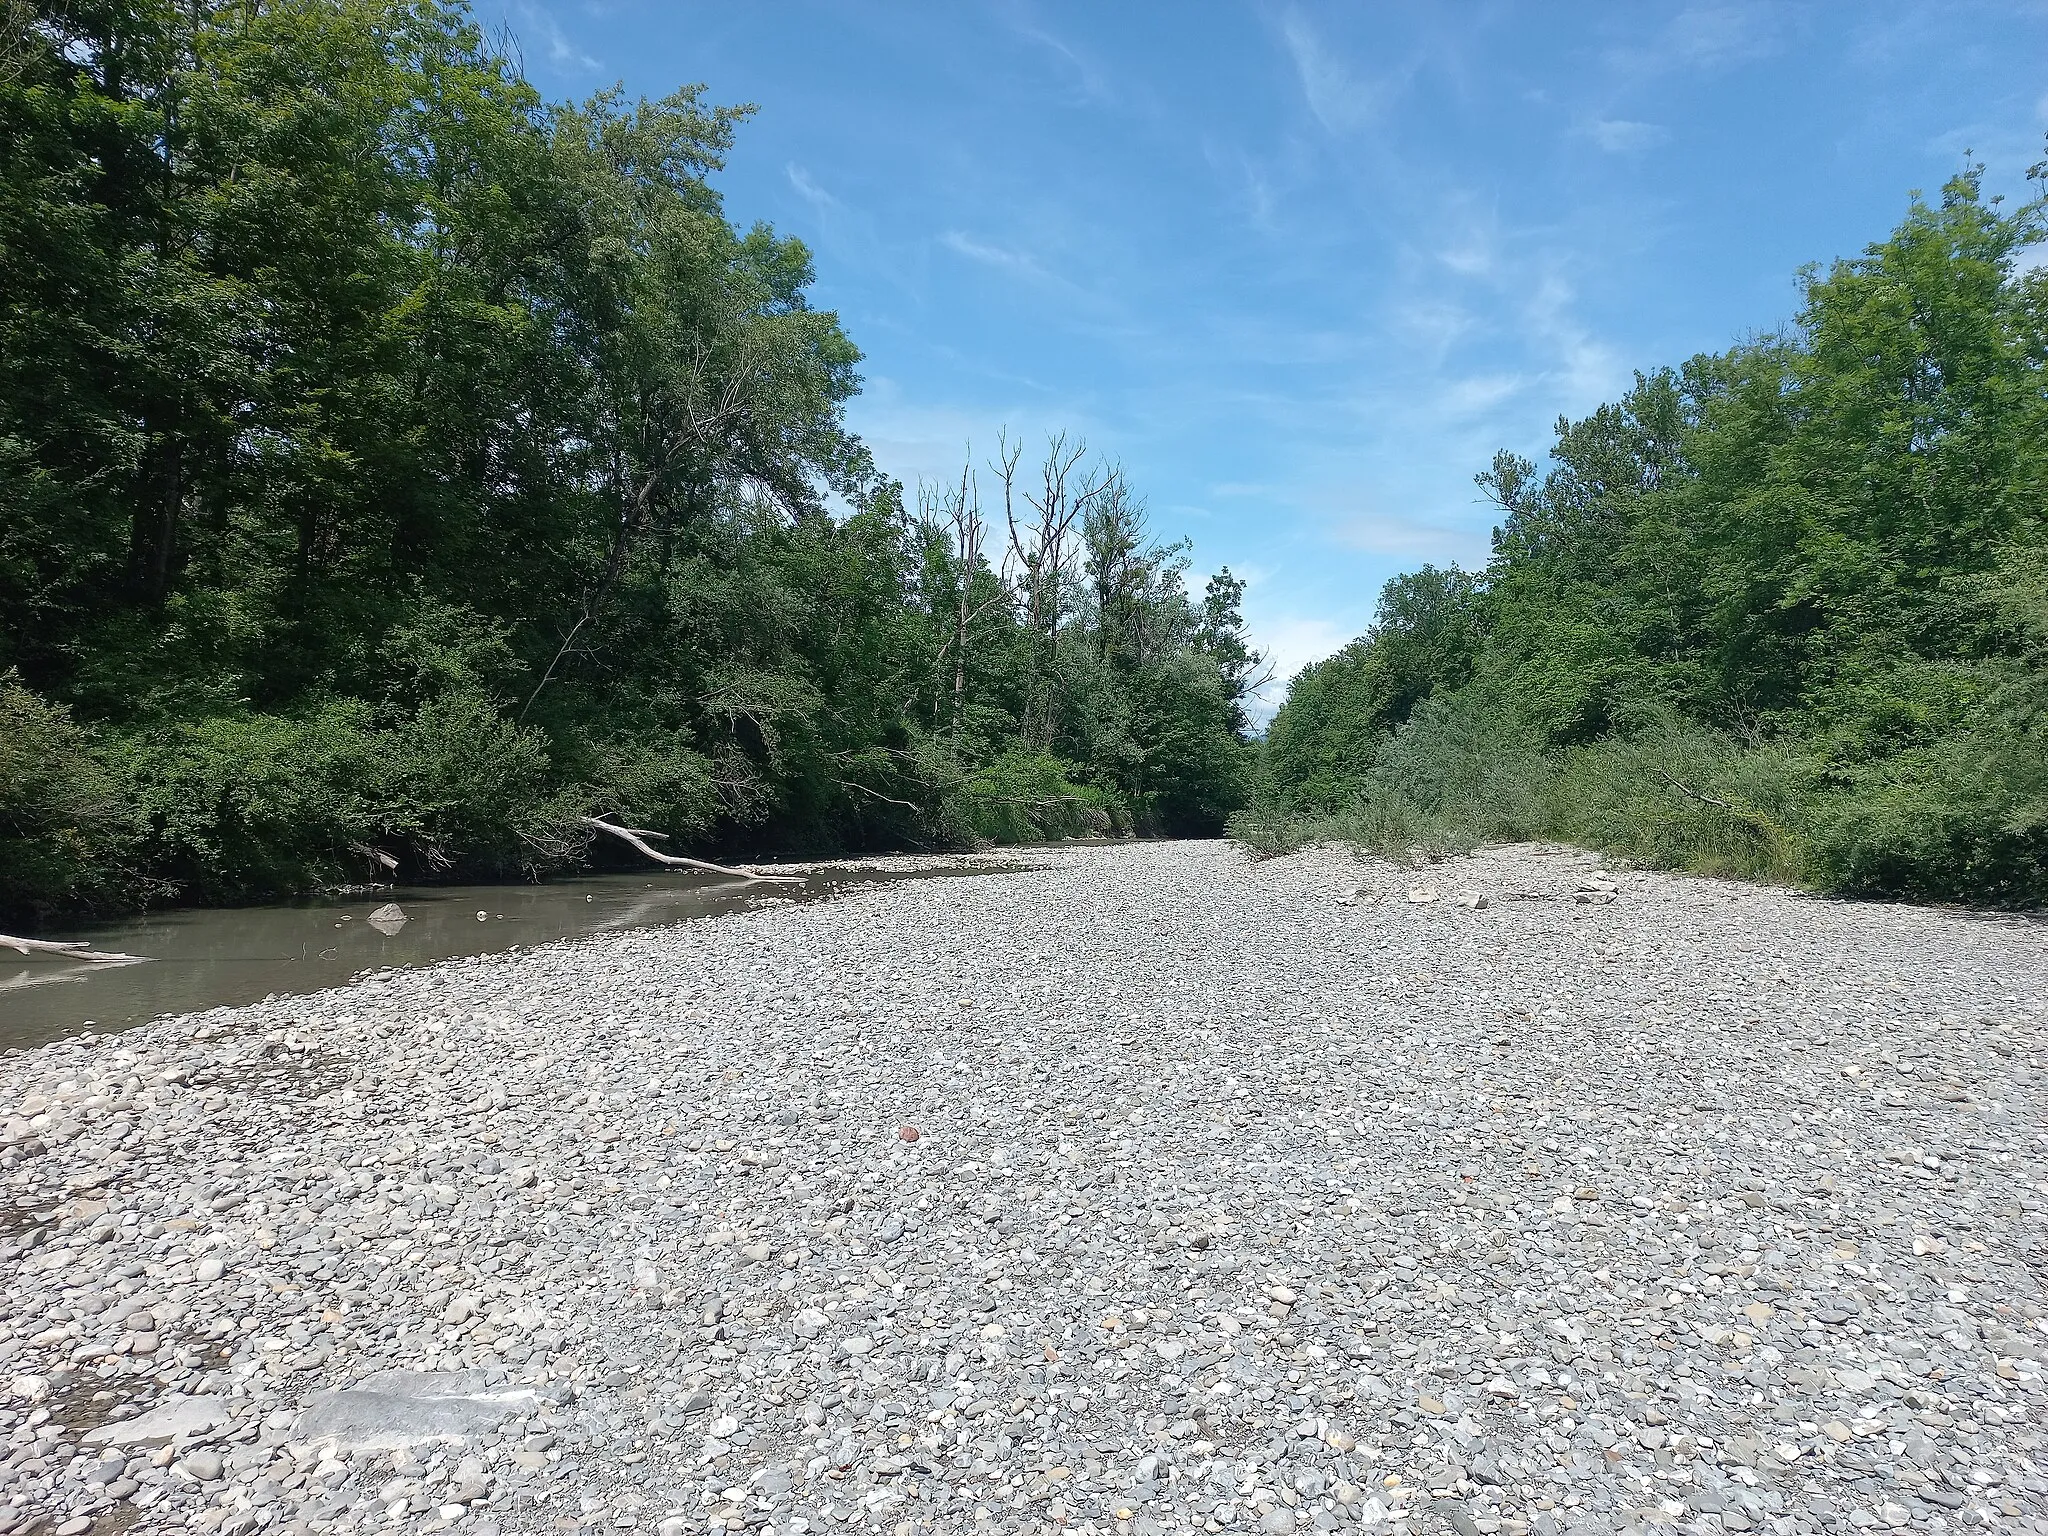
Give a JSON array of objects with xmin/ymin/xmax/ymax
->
[{"xmin": 0, "ymin": 861, "xmax": 1014, "ymax": 1050}]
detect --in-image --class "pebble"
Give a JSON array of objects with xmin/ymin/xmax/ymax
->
[{"xmin": 0, "ymin": 841, "xmax": 2042, "ymax": 1536}]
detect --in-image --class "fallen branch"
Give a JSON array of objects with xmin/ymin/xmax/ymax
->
[
  {"xmin": 1654, "ymin": 767, "xmax": 1735, "ymax": 813},
  {"xmin": 579, "ymin": 818, "xmax": 802, "ymax": 884},
  {"xmin": 1654, "ymin": 767, "xmax": 1794, "ymax": 859},
  {"xmin": 0, "ymin": 934, "xmax": 150, "ymax": 963},
  {"xmin": 834, "ymin": 778, "xmax": 922, "ymax": 813}
]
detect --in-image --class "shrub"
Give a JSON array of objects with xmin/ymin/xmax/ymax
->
[
  {"xmin": 953, "ymin": 751, "xmax": 1128, "ymax": 843},
  {"xmin": 101, "ymin": 703, "xmax": 391, "ymax": 903},
  {"xmin": 1543, "ymin": 726, "xmax": 1814, "ymax": 884},
  {"xmin": 1803, "ymin": 730, "xmax": 2048, "ymax": 905},
  {"xmin": 0, "ymin": 674, "xmax": 131, "ymax": 921},
  {"xmin": 386, "ymin": 691, "xmax": 565, "ymax": 874}
]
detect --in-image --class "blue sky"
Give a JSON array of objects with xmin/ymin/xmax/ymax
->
[{"xmin": 494, "ymin": 1, "xmax": 2048, "ymax": 711}]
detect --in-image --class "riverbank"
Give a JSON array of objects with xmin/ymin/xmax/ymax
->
[
  {"xmin": 0, "ymin": 857, "xmax": 1033, "ymax": 1050},
  {"xmin": 3, "ymin": 841, "xmax": 2045, "ymax": 1536}
]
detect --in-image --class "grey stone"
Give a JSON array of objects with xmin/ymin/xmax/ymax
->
[
  {"xmin": 84, "ymin": 1394, "xmax": 231, "ymax": 1448},
  {"xmin": 294, "ymin": 1369, "xmax": 539, "ymax": 1451}
]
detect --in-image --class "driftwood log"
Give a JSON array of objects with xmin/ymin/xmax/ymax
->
[
  {"xmin": 0, "ymin": 935, "xmax": 150, "ymax": 963},
  {"xmin": 579, "ymin": 817, "xmax": 802, "ymax": 884}
]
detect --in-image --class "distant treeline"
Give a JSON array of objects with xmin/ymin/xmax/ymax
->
[
  {"xmin": 1241, "ymin": 165, "xmax": 2048, "ymax": 906},
  {"xmin": 0, "ymin": 1, "xmax": 1255, "ymax": 922}
]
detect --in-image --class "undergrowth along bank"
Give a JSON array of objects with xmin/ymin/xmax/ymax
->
[{"xmin": 1237, "ymin": 164, "xmax": 2048, "ymax": 909}]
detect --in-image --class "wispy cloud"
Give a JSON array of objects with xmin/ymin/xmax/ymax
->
[
  {"xmin": 1605, "ymin": 4, "xmax": 1781, "ymax": 79},
  {"xmin": 1331, "ymin": 513, "xmax": 1491, "ymax": 564},
  {"xmin": 1279, "ymin": 8, "xmax": 1401, "ymax": 134},
  {"xmin": 941, "ymin": 230, "xmax": 1050, "ymax": 281},
  {"xmin": 1524, "ymin": 272, "xmax": 1626, "ymax": 406},
  {"xmin": 1925, "ymin": 119, "xmax": 2048, "ymax": 181},
  {"xmin": 1244, "ymin": 612, "xmax": 1356, "ymax": 709},
  {"xmin": 1584, "ymin": 118, "xmax": 1668, "ymax": 154},
  {"xmin": 845, "ymin": 378, "xmax": 1107, "ymax": 500},
  {"xmin": 1392, "ymin": 299, "xmax": 1476, "ymax": 360},
  {"xmin": 785, "ymin": 163, "xmax": 842, "ymax": 212},
  {"xmin": 1440, "ymin": 373, "xmax": 1527, "ymax": 417},
  {"xmin": 509, "ymin": 0, "xmax": 600, "ymax": 74},
  {"xmin": 1202, "ymin": 138, "xmax": 1286, "ymax": 233},
  {"xmin": 1439, "ymin": 244, "xmax": 1494, "ymax": 278},
  {"xmin": 1012, "ymin": 20, "xmax": 1115, "ymax": 105}
]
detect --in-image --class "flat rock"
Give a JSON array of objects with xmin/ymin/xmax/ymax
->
[
  {"xmin": 84, "ymin": 1394, "xmax": 232, "ymax": 1447},
  {"xmin": 294, "ymin": 1369, "xmax": 539, "ymax": 1451}
]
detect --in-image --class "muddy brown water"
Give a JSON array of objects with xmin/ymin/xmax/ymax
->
[{"xmin": 2, "ymin": 862, "xmax": 1023, "ymax": 1051}]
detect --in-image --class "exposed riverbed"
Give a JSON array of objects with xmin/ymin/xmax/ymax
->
[{"xmin": 1, "ymin": 840, "xmax": 2045, "ymax": 1536}]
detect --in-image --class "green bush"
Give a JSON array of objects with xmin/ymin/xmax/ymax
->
[
  {"xmin": 1240, "ymin": 688, "xmax": 2048, "ymax": 908},
  {"xmin": 1542, "ymin": 727, "xmax": 1814, "ymax": 884},
  {"xmin": 1243, "ymin": 174, "xmax": 2048, "ymax": 908},
  {"xmin": 90, "ymin": 694, "xmax": 585, "ymax": 903},
  {"xmin": 953, "ymin": 752, "xmax": 1128, "ymax": 844},
  {"xmin": 386, "ymin": 691, "xmax": 567, "ymax": 875},
  {"xmin": 0, "ymin": 674, "xmax": 131, "ymax": 920},
  {"xmin": 1803, "ymin": 730, "xmax": 2048, "ymax": 904},
  {"xmin": 102, "ymin": 703, "xmax": 392, "ymax": 903}
]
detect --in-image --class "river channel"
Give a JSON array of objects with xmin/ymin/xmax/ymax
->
[{"xmin": 1, "ymin": 861, "xmax": 1020, "ymax": 1050}]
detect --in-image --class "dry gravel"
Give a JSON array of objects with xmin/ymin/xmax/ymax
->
[{"xmin": 2, "ymin": 839, "xmax": 2046, "ymax": 1536}]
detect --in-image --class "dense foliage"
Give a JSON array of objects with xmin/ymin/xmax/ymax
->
[
  {"xmin": 1245, "ymin": 167, "xmax": 2048, "ymax": 905},
  {"xmin": 0, "ymin": 0, "xmax": 1253, "ymax": 922}
]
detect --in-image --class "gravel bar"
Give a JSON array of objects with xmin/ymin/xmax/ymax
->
[{"xmin": 3, "ymin": 840, "xmax": 2045, "ymax": 1536}]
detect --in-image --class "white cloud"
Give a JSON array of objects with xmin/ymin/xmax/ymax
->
[
  {"xmin": 1201, "ymin": 138, "xmax": 1285, "ymax": 233},
  {"xmin": 1393, "ymin": 299, "xmax": 1476, "ymax": 360},
  {"xmin": 1011, "ymin": 20, "xmax": 1115, "ymax": 105},
  {"xmin": 509, "ymin": 0, "xmax": 600, "ymax": 73},
  {"xmin": 1244, "ymin": 613, "xmax": 1357, "ymax": 715},
  {"xmin": 1439, "ymin": 373, "xmax": 1526, "ymax": 417},
  {"xmin": 1605, "ymin": 4, "xmax": 1780, "ymax": 79},
  {"xmin": 1331, "ymin": 514, "xmax": 1490, "ymax": 565},
  {"xmin": 1585, "ymin": 118, "xmax": 1668, "ymax": 154},
  {"xmin": 786, "ymin": 163, "xmax": 842, "ymax": 211},
  {"xmin": 1439, "ymin": 245, "xmax": 1495, "ymax": 277},
  {"xmin": 845, "ymin": 378, "xmax": 1108, "ymax": 500},
  {"xmin": 941, "ymin": 230, "xmax": 1048, "ymax": 280},
  {"xmin": 1524, "ymin": 272, "xmax": 1626, "ymax": 409},
  {"xmin": 1280, "ymin": 8, "xmax": 1398, "ymax": 134}
]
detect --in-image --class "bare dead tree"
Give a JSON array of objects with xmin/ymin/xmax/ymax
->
[
  {"xmin": 914, "ymin": 458, "xmax": 1014, "ymax": 738},
  {"xmin": 999, "ymin": 432, "xmax": 1120, "ymax": 749}
]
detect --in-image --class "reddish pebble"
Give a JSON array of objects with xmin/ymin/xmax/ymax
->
[{"xmin": 897, "ymin": 1126, "xmax": 921, "ymax": 1142}]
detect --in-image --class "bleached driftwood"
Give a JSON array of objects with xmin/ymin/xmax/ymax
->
[
  {"xmin": 0, "ymin": 934, "xmax": 150, "ymax": 963},
  {"xmin": 579, "ymin": 818, "xmax": 802, "ymax": 884}
]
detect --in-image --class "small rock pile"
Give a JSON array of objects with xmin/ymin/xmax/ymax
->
[{"xmin": 1, "ymin": 841, "xmax": 2044, "ymax": 1536}]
